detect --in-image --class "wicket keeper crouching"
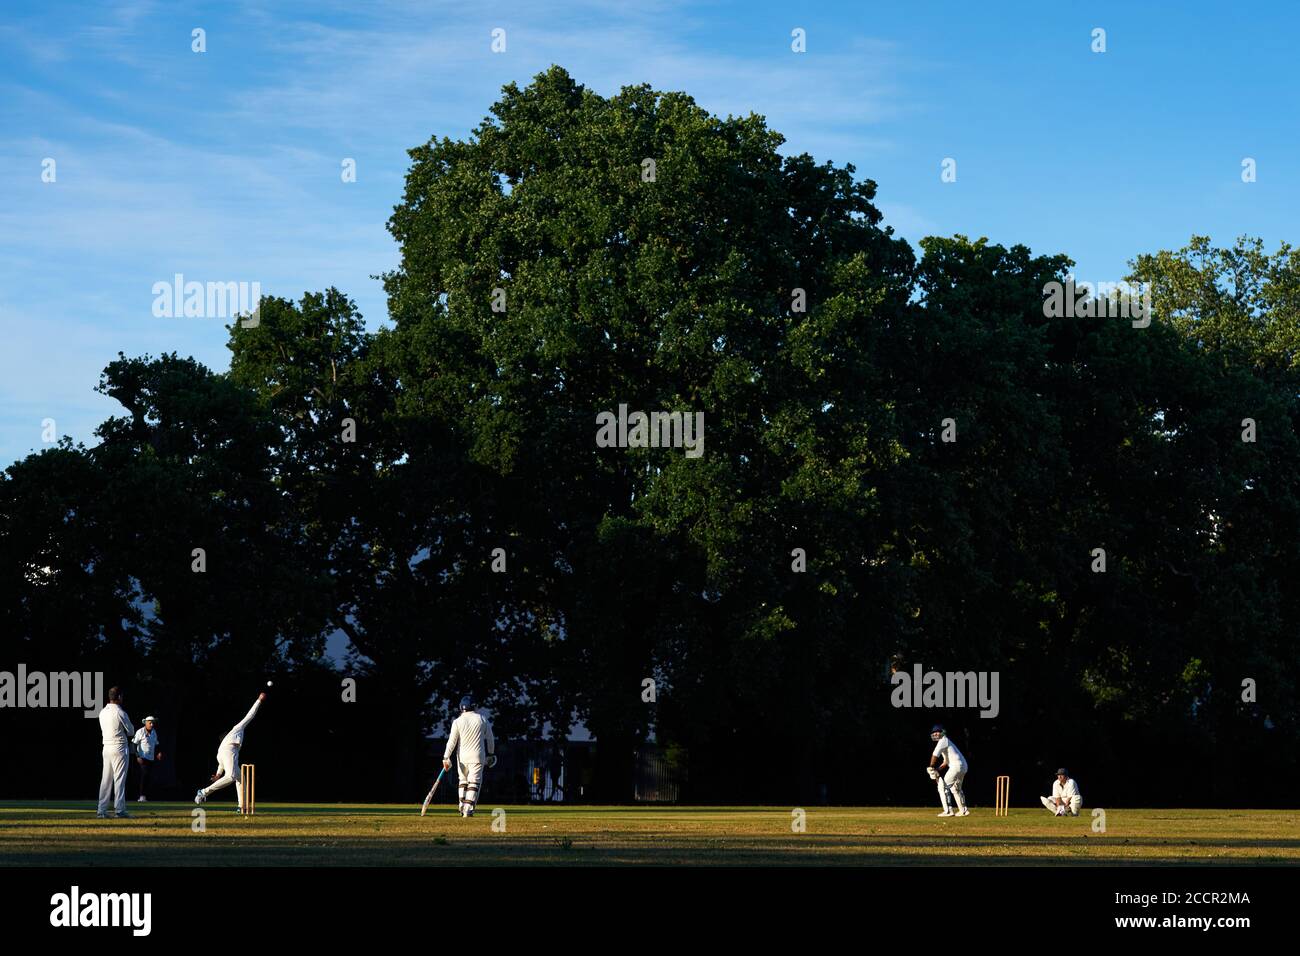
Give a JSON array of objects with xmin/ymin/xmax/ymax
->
[
  {"xmin": 443, "ymin": 696, "xmax": 496, "ymax": 817},
  {"xmin": 1040, "ymin": 768, "xmax": 1083, "ymax": 816}
]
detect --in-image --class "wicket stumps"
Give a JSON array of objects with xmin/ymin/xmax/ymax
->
[
  {"xmin": 240, "ymin": 764, "xmax": 256, "ymax": 815},
  {"xmin": 995, "ymin": 774, "xmax": 1010, "ymax": 816}
]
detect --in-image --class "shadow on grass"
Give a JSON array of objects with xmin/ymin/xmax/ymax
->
[{"xmin": 3, "ymin": 831, "xmax": 1298, "ymax": 867}]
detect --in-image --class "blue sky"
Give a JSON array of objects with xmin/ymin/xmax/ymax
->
[{"xmin": 2, "ymin": 0, "xmax": 1296, "ymax": 469}]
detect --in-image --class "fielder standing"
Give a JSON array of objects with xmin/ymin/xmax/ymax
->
[
  {"xmin": 443, "ymin": 696, "xmax": 496, "ymax": 817},
  {"xmin": 927, "ymin": 724, "xmax": 969, "ymax": 817},
  {"xmin": 132, "ymin": 716, "xmax": 162, "ymax": 802},
  {"xmin": 96, "ymin": 686, "xmax": 134, "ymax": 818},
  {"xmin": 195, "ymin": 692, "xmax": 265, "ymax": 812}
]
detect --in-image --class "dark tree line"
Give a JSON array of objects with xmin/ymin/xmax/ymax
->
[{"xmin": 3, "ymin": 67, "xmax": 1297, "ymax": 805}]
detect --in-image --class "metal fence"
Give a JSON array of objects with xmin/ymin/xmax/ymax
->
[{"xmin": 633, "ymin": 747, "xmax": 680, "ymax": 802}]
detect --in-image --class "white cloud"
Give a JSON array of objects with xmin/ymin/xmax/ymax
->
[{"xmin": 0, "ymin": 1, "xmax": 924, "ymax": 466}]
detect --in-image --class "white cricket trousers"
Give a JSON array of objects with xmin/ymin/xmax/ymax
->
[
  {"xmin": 1041, "ymin": 795, "xmax": 1083, "ymax": 815},
  {"xmin": 203, "ymin": 746, "xmax": 244, "ymax": 807},
  {"xmin": 458, "ymin": 761, "xmax": 483, "ymax": 814},
  {"xmin": 938, "ymin": 767, "xmax": 967, "ymax": 811},
  {"xmin": 98, "ymin": 744, "xmax": 130, "ymax": 815}
]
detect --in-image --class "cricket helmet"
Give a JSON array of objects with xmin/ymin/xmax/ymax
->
[
  {"xmin": 930, "ymin": 724, "xmax": 945, "ymax": 741},
  {"xmin": 1056, "ymin": 767, "xmax": 1069, "ymax": 777},
  {"xmin": 459, "ymin": 695, "xmax": 475, "ymax": 712}
]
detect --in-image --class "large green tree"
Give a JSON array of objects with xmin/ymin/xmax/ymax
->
[{"xmin": 383, "ymin": 65, "xmax": 917, "ymax": 797}]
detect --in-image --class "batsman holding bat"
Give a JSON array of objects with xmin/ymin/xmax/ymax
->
[
  {"xmin": 442, "ymin": 696, "xmax": 496, "ymax": 817},
  {"xmin": 927, "ymin": 724, "xmax": 970, "ymax": 817}
]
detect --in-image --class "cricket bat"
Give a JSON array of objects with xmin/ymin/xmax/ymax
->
[{"xmin": 420, "ymin": 767, "xmax": 448, "ymax": 816}]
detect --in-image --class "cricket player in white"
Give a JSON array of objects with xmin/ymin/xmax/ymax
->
[
  {"xmin": 97, "ymin": 686, "xmax": 135, "ymax": 818},
  {"xmin": 1040, "ymin": 768, "xmax": 1083, "ymax": 815},
  {"xmin": 927, "ymin": 724, "xmax": 969, "ymax": 816},
  {"xmin": 132, "ymin": 716, "xmax": 162, "ymax": 801},
  {"xmin": 443, "ymin": 696, "xmax": 496, "ymax": 817},
  {"xmin": 195, "ymin": 692, "xmax": 265, "ymax": 811}
]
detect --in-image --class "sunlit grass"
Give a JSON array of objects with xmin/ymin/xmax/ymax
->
[{"xmin": 1, "ymin": 803, "xmax": 1294, "ymax": 866}]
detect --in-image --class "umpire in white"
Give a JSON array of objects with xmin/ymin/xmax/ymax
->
[
  {"xmin": 96, "ymin": 686, "xmax": 135, "ymax": 818},
  {"xmin": 442, "ymin": 696, "xmax": 496, "ymax": 817},
  {"xmin": 132, "ymin": 716, "xmax": 162, "ymax": 801}
]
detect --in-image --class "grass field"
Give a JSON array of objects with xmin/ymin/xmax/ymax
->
[{"xmin": 3, "ymin": 803, "xmax": 1297, "ymax": 866}]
